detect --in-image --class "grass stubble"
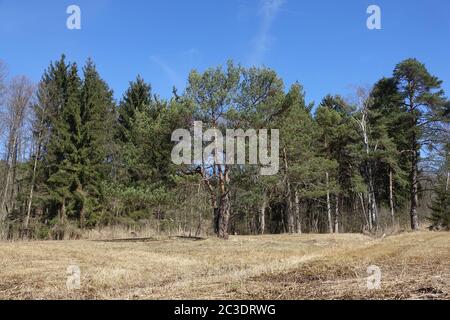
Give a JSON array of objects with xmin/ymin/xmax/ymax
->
[{"xmin": 0, "ymin": 232, "xmax": 448, "ymax": 300}]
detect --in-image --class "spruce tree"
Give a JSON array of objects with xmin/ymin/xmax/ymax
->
[
  {"xmin": 44, "ymin": 57, "xmax": 82, "ymax": 223},
  {"xmin": 116, "ymin": 76, "xmax": 153, "ymax": 184},
  {"xmin": 77, "ymin": 59, "xmax": 115, "ymax": 227},
  {"xmin": 117, "ymin": 76, "xmax": 152, "ymax": 144}
]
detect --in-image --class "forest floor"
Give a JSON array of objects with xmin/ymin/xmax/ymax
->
[{"xmin": 0, "ymin": 231, "xmax": 449, "ymax": 300}]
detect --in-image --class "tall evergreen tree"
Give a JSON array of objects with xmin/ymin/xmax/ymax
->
[
  {"xmin": 117, "ymin": 76, "xmax": 152, "ymax": 144},
  {"xmin": 44, "ymin": 57, "xmax": 82, "ymax": 224},
  {"xmin": 393, "ymin": 58, "xmax": 447, "ymax": 230},
  {"xmin": 278, "ymin": 84, "xmax": 322, "ymax": 233},
  {"xmin": 77, "ymin": 59, "xmax": 115, "ymax": 227},
  {"xmin": 370, "ymin": 78, "xmax": 410, "ymax": 226},
  {"xmin": 315, "ymin": 102, "xmax": 341, "ymax": 233},
  {"xmin": 116, "ymin": 76, "xmax": 153, "ymax": 184}
]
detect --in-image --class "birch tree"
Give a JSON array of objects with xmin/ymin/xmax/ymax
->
[{"xmin": 353, "ymin": 88, "xmax": 379, "ymax": 230}]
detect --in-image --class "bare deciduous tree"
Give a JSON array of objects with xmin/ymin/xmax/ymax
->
[
  {"xmin": 24, "ymin": 81, "xmax": 51, "ymax": 229},
  {"xmin": 0, "ymin": 76, "xmax": 34, "ymax": 237},
  {"xmin": 351, "ymin": 87, "xmax": 379, "ymax": 230},
  {"xmin": 0, "ymin": 61, "xmax": 8, "ymax": 141}
]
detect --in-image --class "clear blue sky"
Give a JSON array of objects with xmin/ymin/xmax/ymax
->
[{"xmin": 1, "ymin": 0, "xmax": 449, "ymax": 105}]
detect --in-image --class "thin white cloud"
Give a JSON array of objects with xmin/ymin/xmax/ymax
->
[
  {"xmin": 149, "ymin": 55, "xmax": 184, "ymax": 90},
  {"xmin": 182, "ymin": 48, "xmax": 200, "ymax": 59},
  {"xmin": 249, "ymin": 0, "xmax": 285, "ymax": 66}
]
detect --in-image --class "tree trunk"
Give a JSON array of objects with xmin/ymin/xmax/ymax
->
[
  {"xmin": 287, "ymin": 196, "xmax": 294, "ymax": 234},
  {"xmin": 334, "ymin": 194, "xmax": 339, "ymax": 233},
  {"xmin": 366, "ymin": 192, "xmax": 374, "ymax": 230},
  {"xmin": 446, "ymin": 171, "xmax": 449, "ymax": 192},
  {"xmin": 294, "ymin": 190, "xmax": 301, "ymax": 234},
  {"xmin": 25, "ymin": 140, "xmax": 42, "ymax": 229},
  {"xmin": 410, "ymin": 148, "xmax": 420, "ymax": 230},
  {"xmin": 60, "ymin": 199, "xmax": 66, "ymax": 223},
  {"xmin": 368, "ymin": 176, "xmax": 378, "ymax": 230},
  {"xmin": 260, "ymin": 196, "xmax": 266, "ymax": 235},
  {"xmin": 283, "ymin": 148, "xmax": 294, "ymax": 233},
  {"xmin": 9, "ymin": 137, "xmax": 19, "ymax": 212},
  {"xmin": 80, "ymin": 205, "xmax": 85, "ymax": 229},
  {"xmin": 0, "ymin": 166, "xmax": 12, "ymax": 227},
  {"xmin": 389, "ymin": 169, "xmax": 395, "ymax": 227},
  {"xmin": 408, "ymin": 93, "xmax": 420, "ymax": 231},
  {"xmin": 357, "ymin": 107, "xmax": 378, "ymax": 230},
  {"xmin": 359, "ymin": 192, "xmax": 370, "ymax": 230},
  {"xmin": 326, "ymin": 172, "xmax": 333, "ymax": 233},
  {"xmin": 216, "ymin": 193, "xmax": 230, "ymax": 239},
  {"xmin": 0, "ymin": 140, "xmax": 16, "ymax": 239},
  {"xmin": 156, "ymin": 205, "xmax": 163, "ymax": 235},
  {"xmin": 1, "ymin": 77, "xmax": 33, "ymax": 238}
]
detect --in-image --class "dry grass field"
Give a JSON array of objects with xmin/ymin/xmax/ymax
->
[{"xmin": 0, "ymin": 232, "xmax": 448, "ymax": 300}]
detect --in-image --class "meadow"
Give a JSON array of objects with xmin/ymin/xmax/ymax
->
[{"xmin": 0, "ymin": 232, "xmax": 448, "ymax": 300}]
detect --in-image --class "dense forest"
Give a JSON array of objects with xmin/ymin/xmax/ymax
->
[{"xmin": 0, "ymin": 56, "xmax": 448, "ymax": 240}]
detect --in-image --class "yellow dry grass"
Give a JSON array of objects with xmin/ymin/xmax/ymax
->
[{"xmin": 0, "ymin": 232, "xmax": 448, "ymax": 300}]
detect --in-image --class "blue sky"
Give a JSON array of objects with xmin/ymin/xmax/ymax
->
[{"xmin": 1, "ymin": 0, "xmax": 449, "ymax": 105}]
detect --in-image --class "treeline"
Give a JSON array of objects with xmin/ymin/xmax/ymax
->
[{"xmin": 0, "ymin": 56, "xmax": 448, "ymax": 240}]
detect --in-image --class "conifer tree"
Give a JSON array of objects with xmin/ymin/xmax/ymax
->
[
  {"xmin": 393, "ymin": 58, "xmax": 447, "ymax": 230},
  {"xmin": 44, "ymin": 57, "xmax": 82, "ymax": 223},
  {"xmin": 370, "ymin": 78, "xmax": 410, "ymax": 226},
  {"xmin": 77, "ymin": 59, "xmax": 115, "ymax": 227}
]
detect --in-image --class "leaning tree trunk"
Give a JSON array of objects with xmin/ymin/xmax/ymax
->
[
  {"xmin": 359, "ymin": 192, "xmax": 370, "ymax": 231},
  {"xmin": 9, "ymin": 137, "xmax": 19, "ymax": 213},
  {"xmin": 25, "ymin": 138, "xmax": 42, "ymax": 229}
]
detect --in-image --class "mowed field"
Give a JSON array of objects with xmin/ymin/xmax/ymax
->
[{"xmin": 0, "ymin": 232, "xmax": 449, "ymax": 300}]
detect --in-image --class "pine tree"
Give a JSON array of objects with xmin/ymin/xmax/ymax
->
[
  {"xmin": 278, "ymin": 83, "xmax": 323, "ymax": 233},
  {"xmin": 370, "ymin": 78, "xmax": 410, "ymax": 226},
  {"xmin": 316, "ymin": 97, "xmax": 361, "ymax": 233},
  {"xmin": 315, "ymin": 102, "xmax": 341, "ymax": 233},
  {"xmin": 393, "ymin": 58, "xmax": 447, "ymax": 230}
]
